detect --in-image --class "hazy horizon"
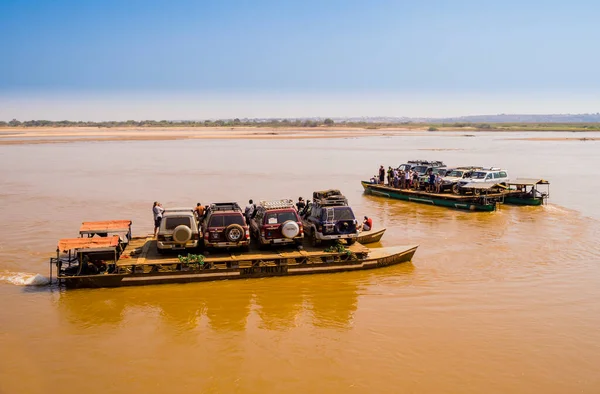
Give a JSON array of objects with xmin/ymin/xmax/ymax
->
[
  {"xmin": 2, "ymin": 91, "xmax": 600, "ymax": 122},
  {"xmin": 2, "ymin": 1, "xmax": 599, "ymax": 121}
]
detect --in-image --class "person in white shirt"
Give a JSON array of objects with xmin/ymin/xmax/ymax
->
[
  {"xmin": 245, "ymin": 199, "xmax": 255, "ymax": 223},
  {"xmin": 404, "ymin": 170, "xmax": 411, "ymax": 189},
  {"xmin": 153, "ymin": 202, "xmax": 165, "ymax": 237}
]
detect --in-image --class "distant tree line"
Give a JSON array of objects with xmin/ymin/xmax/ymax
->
[
  {"xmin": 0, "ymin": 118, "xmax": 337, "ymax": 128},
  {"xmin": 1, "ymin": 118, "xmax": 600, "ymax": 131}
]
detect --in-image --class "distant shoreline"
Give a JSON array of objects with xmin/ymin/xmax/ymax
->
[{"xmin": 0, "ymin": 126, "xmax": 598, "ymax": 145}]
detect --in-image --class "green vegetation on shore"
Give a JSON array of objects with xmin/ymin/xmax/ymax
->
[{"xmin": 2, "ymin": 118, "xmax": 600, "ymax": 131}]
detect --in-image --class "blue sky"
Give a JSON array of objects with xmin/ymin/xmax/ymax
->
[{"xmin": 1, "ymin": 0, "xmax": 599, "ymax": 120}]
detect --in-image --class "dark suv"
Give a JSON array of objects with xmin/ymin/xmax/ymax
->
[
  {"xmin": 201, "ymin": 202, "xmax": 250, "ymax": 251},
  {"xmin": 301, "ymin": 190, "xmax": 358, "ymax": 247},
  {"xmin": 250, "ymin": 199, "xmax": 304, "ymax": 248}
]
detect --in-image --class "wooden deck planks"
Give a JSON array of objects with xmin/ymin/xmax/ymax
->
[{"xmin": 117, "ymin": 238, "xmax": 371, "ymax": 267}]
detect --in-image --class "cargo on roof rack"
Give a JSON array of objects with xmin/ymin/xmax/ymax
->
[
  {"xmin": 259, "ymin": 199, "xmax": 295, "ymax": 210},
  {"xmin": 312, "ymin": 189, "xmax": 342, "ymax": 200},
  {"xmin": 312, "ymin": 190, "xmax": 348, "ymax": 207}
]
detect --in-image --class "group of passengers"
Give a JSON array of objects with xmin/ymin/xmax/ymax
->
[{"xmin": 370, "ymin": 165, "xmax": 443, "ymax": 193}]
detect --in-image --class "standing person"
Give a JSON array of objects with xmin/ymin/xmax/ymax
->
[
  {"xmin": 194, "ymin": 203, "xmax": 205, "ymax": 222},
  {"xmin": 404, "ymin": 170, "xmax": 410, "ymax": 189},
  {"xmin": 296, "ymin": 197, "xmax": 306, "ymax": 213},
  {"xmin": 387, "ymin": 166, "xmax": 393, "ymax": 186},
  {"xmin": 379, "ymin": 165, "xmax": 385, "ymax": 184},
  {"xmin": 412, "ymin": 170, "xmax": 419, "ymax": 189},
  {"xmin": 245, "ymin": 199, "xmax": 255, "ymax": 223},
  {"xmin": 435, "ymin": 173, "xmax": 442, "ymax": 193},
  {"xmin": 429, "ymin": 170, "xmax": 436, "ymax": 193},
  {"xmin": 153, "ymin": 201, "xmax": 164, "ymax": 237}
]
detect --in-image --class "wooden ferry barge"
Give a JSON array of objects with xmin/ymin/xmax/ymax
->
[
  {"xmin": 50, "ymin": 221, "xmax": 417, "ymax": 289},
  {"xmin": 361, "ymin": 181, "xmax": 500, "ymax": 211},
  {"xmin": 361, "ymin": 178, "xmax": 550, "ymax": 211}
]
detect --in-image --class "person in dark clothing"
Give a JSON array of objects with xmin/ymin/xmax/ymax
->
[
  {"xmin": 379, "ymin": 165, "xmax": 385, "ymax": 184},
  {"xmin": 428, "ymin": 170, "xmax": 436, "ymax": 192},
  {"xmin": 296, "ymin": 197, "xmax": 306, "ymax": 213}
]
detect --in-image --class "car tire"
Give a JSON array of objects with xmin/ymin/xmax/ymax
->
[
  {"xmin": 452, "ymin": 184, "xmax": 460, "ymax": 194},
  {"xmin": 225, "ymin": 224, "xmax": 244, "ymax": 242},
  {"xmin": 311, "ymin": 230, "xmax": 321, "ymax": 247},
  {"xmin": 347, "ymin": 238, "xmax": 356, "ymax": 245}
]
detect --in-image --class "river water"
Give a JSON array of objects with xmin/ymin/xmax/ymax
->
[{"xmin": 1, "ymin": 131, "xmax": 599, "ymax": 393}]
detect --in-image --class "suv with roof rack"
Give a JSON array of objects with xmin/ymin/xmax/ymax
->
[
  {"xmin": 156, "ymin": 207, "xmax": 201, "ymax": 253},
  {"xmin": 250, "ymin": 199, "xmax": 304, "ymax": 248},
  {"xmin": 455, "ymin": 168, "xmax": 510, "ymax": 194},
  {"xmin": 201, "ymin": 202, "xmax": 250, "ymax": 251},
  {"xmin": 441, "ymin": 166, "xmax": 483, "ymax": 192},
  {"xmin": 302, "ymin": 189, "xmax": 358, "ymax": 247}
]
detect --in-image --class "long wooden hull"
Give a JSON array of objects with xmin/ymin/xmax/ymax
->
[
  {"xmin": 356, "ymin": 228, "xmax": 386, "ymax": 244},
  {"xmin": 57, "ymin": 244, "xmax": 418, "ymax": 289},
  {"xmin": 361, "ymin": 181, "xmax": 497, "ymax": 212},
  {"xmin": 503, "ymin": 196, "xmax": 545, "ymax": 206}
]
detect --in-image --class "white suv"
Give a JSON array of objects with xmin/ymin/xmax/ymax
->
[
  {"xmin": 456, "ymin": 168, "xmax": 510, "ymax": 192},
  {"xmin": 156, "ymin": 207, "xmax": 201, "ymax": 253}
]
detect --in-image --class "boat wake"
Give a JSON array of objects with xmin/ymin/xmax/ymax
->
[{"xmin": 0, "ymin": 271, "xmax": 50, "ymax": 286}]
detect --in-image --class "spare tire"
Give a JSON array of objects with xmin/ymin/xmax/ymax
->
[
  {"xmin": 281, "ymin": 220, "xmax": 300, "ymax": 239},
  {"xmin": 225, "ymin": 224, "xmax": 244, "ymax": 242},
  {"xmin": 173, "ymin": 225, "xmax": 192, "ymax": 244}
]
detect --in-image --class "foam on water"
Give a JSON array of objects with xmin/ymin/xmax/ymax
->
[{"xmin": 0, "ymin": 271, "xmax": 50, "ymax": 286}]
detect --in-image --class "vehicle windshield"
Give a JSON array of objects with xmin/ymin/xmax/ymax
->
[
  {"xmin": 412, "ymin": 165, "xmax": 428, "ymax": 174},
  {"xmin": 398, "ymin": 164, "xmax": 411, "ymax": 171},
  {"xmin": 165, "ymin": 217, "xmax": 191, "ymax": 230},
  {"xmin": 264, "ymin": 211, "xmax": 298, "ymax": 224},
  {"xmin": 446, "ymin": 170, "xmax": 464, "ymax": 177},
  {"xmin": 472, "ymin": 172, "xmax": 488, "ymax": 179},
  {"xmin": 209, "ymin": 214, "xmax": 245, "ymax": 227},
  {"xmin": 433, "ymin": 168, "xmax": 446, "ymax": 175},
  {"xmin": 322, "ymin": 207, "xmax": 355, "ymax": 221}
]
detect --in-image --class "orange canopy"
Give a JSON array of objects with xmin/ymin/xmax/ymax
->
[
  {"xmin": 79, "ymin": 220, "xmax": 132, "ymax": 234},
  {"xmin": 58, "ymin": 235, "xmax": 120, "ymax": 252}
]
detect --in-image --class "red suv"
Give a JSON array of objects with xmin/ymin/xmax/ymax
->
[
  {"xmin": 201, "ymin": 202, "xmax": 250, "ymax": 251},
  {"xmin": 250, "ymin": 200, "xmax": 304, "ymax": 248}
]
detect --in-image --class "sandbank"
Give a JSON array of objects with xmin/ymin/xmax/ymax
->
[{"xmin": 0, "ymin": 126, "xmax": 423, "ymax": 145}]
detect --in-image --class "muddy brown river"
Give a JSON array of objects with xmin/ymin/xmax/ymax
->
[{"xmin": 1, "ymin": 131, "xmax": 599, "ymax": 393}]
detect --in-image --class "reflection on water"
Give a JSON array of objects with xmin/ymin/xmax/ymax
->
[
  {"xmin": 56, "ymin": 264, "xmax": 419, "ymax": 334},
  {"xmin": 57, "ymin": 273, "xmax": 369, "ymax": 332}
]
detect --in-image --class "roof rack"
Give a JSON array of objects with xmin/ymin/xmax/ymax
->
[
  {"xmin": 316, "ymin": 197, "xmax": 348, "ymax": 206},
  {"xmin": 259, "ymin": 199, "xmax": 295, "ymax": 210},
  {"xmin": 407, "ymin": 160, "xmax": 445, "ymax": 167},
  {"xmin": 208, "ymin": 202, "xmax": 241, "ymax": 212},
  {"xmin": 453, "ymin": 166, "xmax": 483, "ymax": 170},
  {"xmin": 311, "ymin": 189, "xmax": 348, "ymax": 206}
]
